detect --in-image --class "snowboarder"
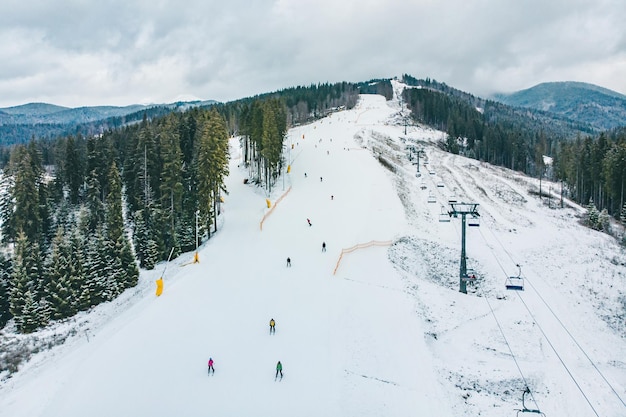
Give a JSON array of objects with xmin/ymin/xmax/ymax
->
[
  {"xmin": 275, "ymin": 361, "xmax": 283, "ymax": 379},
  {"xmin": 322, "ymin": 242, "xmax": 326, "ymax": 252},
  {"xmin": 269, "ymin": 318, "xmax": 276, "ymax": 334},
  {"xmin": 208, "ymin": 358, "xmax": 215, "ymax": 375},
  {"xmin": 320, "ymin": 176, "xmax": 323, "ymax": 182},
  {"xmin": 307, "ymin": 218, "xmax": 312, "ymax": 227},
  {"xmin": 304, "ymin": 172, "xmax": 307, "ymax": 178},
  {"xmin": 331, "ymin": 195, "xmax": 334, "ymax": 200},
  {"xmin": 286, "ymin": 257, "xmax": 291, "ymax": 267}
]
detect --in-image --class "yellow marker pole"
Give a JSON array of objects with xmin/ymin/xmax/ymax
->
[{"xmin": 156, "ymin": 278, "xmax": 164, "ymax": 296}]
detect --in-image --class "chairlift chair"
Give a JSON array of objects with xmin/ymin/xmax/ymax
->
[
  {"xmin": 438, "ymin": 207, "xmax": 451, "ymax": 222},
  {"xmin": 427, "ymin": 193, "xmax": 436, "ymax": 203},
  {"xmin": 468, "ymin": 215, "xmax": 480, "ymax": 227},
  {"xmin": 462, "ymin": 268, "xmax": 478, "ymax": 281},
  {"xmin": 437, "ymin": 182, "xmax": 444, "ymax": 188},
  {"xmin": 505, "ymin": 264, "xmax": 524, "ymax": 291},
  {"xmin": 514, "ymin": 387, "xmax": 545, "ymax": 416}
]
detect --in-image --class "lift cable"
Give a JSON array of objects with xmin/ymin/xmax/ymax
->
[
  {"xmin": 475, "ymin": 283, "xmax": 541, "ymax": 410},
  {"xmin": 477, "ymin": 227, "xmax": 601, "ymax": 417},
  {"xmin": 482, "ymin": 226, "xmax": 626, "ymax": 410}
]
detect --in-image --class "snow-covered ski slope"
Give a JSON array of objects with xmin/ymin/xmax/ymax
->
[{"xmin": 1, "ymin": 81, "xmax": 625, "ymax": 417}]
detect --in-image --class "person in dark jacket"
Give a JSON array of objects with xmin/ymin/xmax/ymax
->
[{"xmin": 276, "ymin": 361, "xmax": 283, "ymax": 378}]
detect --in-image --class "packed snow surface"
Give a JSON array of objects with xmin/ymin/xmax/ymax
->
[{"xmin": 1, "ymin": 85, "xmax": 625, "ymax": 417}]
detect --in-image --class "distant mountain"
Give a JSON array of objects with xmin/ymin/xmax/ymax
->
[
  {"xmin": 0, "ymin": 99, "xmax": 218, "ymax": 146},
  {"xmin": 492, "ymin": 82, "xmax": 626, "ymax": 131}
]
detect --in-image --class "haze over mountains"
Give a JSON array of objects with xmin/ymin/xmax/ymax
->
[{"xmin": 1, "ymin": 78, "xmax": 624, "ymax": 148}]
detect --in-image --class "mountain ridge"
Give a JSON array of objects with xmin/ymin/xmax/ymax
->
[{"xmin": 492, "ymin": 81, "xmax": 626, "ymax": 131}]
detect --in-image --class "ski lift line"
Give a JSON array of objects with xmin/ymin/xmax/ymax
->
[
  {"xmin": 514, "ymin": 293, "xmax": 602, "ymax": 417},
  {"xmin": 479, "ymin": 227, "xmax": 626, "ymax": 410},
  {"xmin": 523, "ymin": 271, "xmax": 626, "ymax": 410},
  {"xmin": 475, "ymin": 227, "xmax": 610, "ymax": 416},
  {"xmin": 476, "ymin": 284, "xmax": 542, "ymax": 413}
]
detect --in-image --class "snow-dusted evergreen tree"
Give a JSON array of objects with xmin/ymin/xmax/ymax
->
[
  {"xmin": 19, "ymin": 290, "xmax": 41, "ymax": 333},
  {"xmin": 68, "ymin": 224, "xmax": 86, "ymax": 313},
  {"xmin": 586, "ymin": 198, "xmax": 601, "ymax": 230},
  {"xmin": 0, "ymin": 252, "xmax": 13, "ymax": 328},
  {"xmin": 599, "ymin": 208, "xmax": 611, "ymax": 232},
  {"xmin": 10, "ymin": 232, "xmax": 32, "ymax": 332},
  {"xmin": 621, "ymin": 202, "xmax": 626, "ymax": 225},
  {"xmin": 196, "ymin": 109, "xmax": 230, "ymax": 239},
  {"xmin": 0, "ymin": 172, "xmax": 15, "ymax": 244},
  {"xmin": 85, "ymin": 169, "xmax": 105, "ymax": 235},
  {"xmin": 143, "ymin": 238, "xmax": 159, "ymax": 271},
  {"xmin": 157, "ymin": 115, "xmax": 184, "ymax": 259},
  {"xmin": 45, "ymin": 227, "xmax": 76, "ymax": 320}
]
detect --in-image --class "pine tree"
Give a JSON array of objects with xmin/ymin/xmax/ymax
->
[
  {"xmin": 158, "ymin": 116, "xmax": 184, "ymax": 257},
  {"xmin": 10, "ymin": 146, "xmax": 42, "ymax": 243},
  {"xmin": 10, "ymin": 232, "xmax": 32, "ymax": 331},
  {"xmin": 0, "ymin": 173, "xmax": 15, "ymax": 244},
  {"xmin": 45, "ymin": 227, "xmax": 75, "ymax": 320},
  {"xmin": 68, "ymin": 222, "xmax": 87, "ymax": 314},
  {"xmin": 85, "ymin": 169, "xmax": 105, "ymax": 234},
  {"xmin": 586, "ymin": 198, "xmax": 601, "ymax": 230},
  {"xmin": 19, "ymin": 290, "xmax": 41, "ymax": 333},
  {"xmin": 0, "ymin": 253, "xmax": 13, "ymax": 328},
  {"xmin": 64, "ymin": 135, "xmax": 84, "ymax": 205},
  {"xmin": 195, "ymin": 110, "xmax": 230, "ymax": 238},
  {"xmin": 143, "ymin": 238, "xmax": 159, "ymax": 270}
]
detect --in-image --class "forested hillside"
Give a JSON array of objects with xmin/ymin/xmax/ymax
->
[
  {"xmin": 0, "ymin": 81, "xmax": 359, "ymax": 334},
  {"xmin": 400, "ymin": 75, "xmax": 626, "ymax": 222}
]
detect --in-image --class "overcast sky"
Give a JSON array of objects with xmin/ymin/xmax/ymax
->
[{"xmin": 1, "ymin": 0, "xmax": 625, "ymax": 108}]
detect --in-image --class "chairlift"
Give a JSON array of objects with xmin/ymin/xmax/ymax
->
[
  {"xmin": 514, "ymin": 387, "xmax": 545, "ymax": 416},
  {"xmin": 420, "ymin": 183, "xmax": 427, "ymax": 190},
  {"xmin": 468, "ymin": 215, "xmax": 480, "ymax": 227},
  {"xmin": 448, "ymin": 197, "xmax": 458, "ymax": 204},
  {"xmin": 415, "ymin": 172, "xmax": 421, "ymax": 178},
  {"xmin": 438, "ymin": 206, "xmax": 451, "ymax": 222},
  {"xmin": 427, "ymin": 193, "xmax": 436, "ymax": 203},
  {"xmin": 505, "ymin": 264, "xmax": 524, "ymax": 291},
  {"xmin": 462, "ymin": 268, "xmax": 478, "ymax": 281}
]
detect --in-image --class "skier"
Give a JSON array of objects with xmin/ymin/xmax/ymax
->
[
  {"xmin": 322, "ymin": 242, "xmax": 326, "ymax": 252},
  {"xmin": 286, "ymin": 257, "xmax": 291, "ymax": 267},
  {"xmin": 320, "ymin": 176, "xmax": 323, "ymax": 182},
  {"xmin": 269, "ymin": 318, "xmax": 276, "ymax": 334},
  {"xmin": 307, "ymin": 218, "xmax": 312, "ymax": 227},
  {"xmin": 208, "ymin": 358, "xmax": 215, "ymax": 375},
  {"xmin": 304, "ymin": 172, "xmax": 307, "ymax": 178},
  {"xmin": 275, "ymin": 361, "xmax": 283, "ymax": 379}
]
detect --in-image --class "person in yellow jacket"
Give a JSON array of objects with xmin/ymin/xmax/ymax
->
[{"xmin": 269, "ymin": 318, "xmax": 276, "ymax": 334}]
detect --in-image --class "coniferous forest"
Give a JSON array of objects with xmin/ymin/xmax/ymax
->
[
  {"xmin": 401, "ymin": 78, "xmax": 626, "ymax": 225},
  {"xmin": 0, "ymin": 82, "xmax": 359, "ymax": 332}
]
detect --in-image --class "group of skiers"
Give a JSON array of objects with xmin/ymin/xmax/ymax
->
[{"xmin": 208, "ymin": 318, "xmax": 283, "ymax": 379}]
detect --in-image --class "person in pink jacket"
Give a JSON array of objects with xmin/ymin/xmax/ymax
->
[{"xmin": 208, "ymin": 358, "xmax": 215, "ymax": 375}]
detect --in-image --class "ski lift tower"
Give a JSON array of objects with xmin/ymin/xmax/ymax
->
[{"xmin": 449, "ymin": 202, "xmax": 480, "ymax": 294}]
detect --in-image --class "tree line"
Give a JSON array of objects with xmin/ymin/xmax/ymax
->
[{"xmin": 401, "ymin": 80, "xmax": 626, "ymax": 225}]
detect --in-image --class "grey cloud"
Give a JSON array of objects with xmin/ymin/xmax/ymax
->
[{"xmin": 1, "ymin": 0, "xmax": 625, "ymax": 107}]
